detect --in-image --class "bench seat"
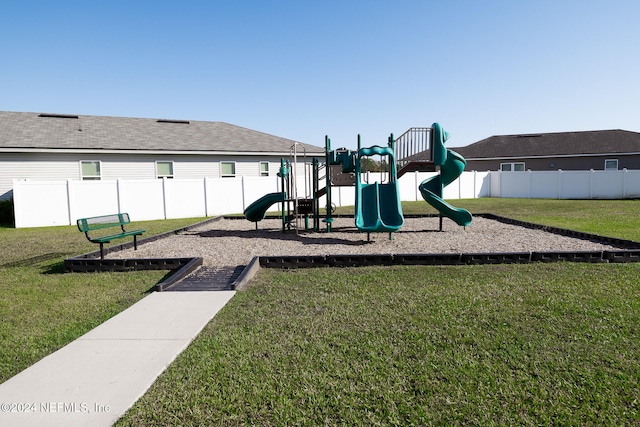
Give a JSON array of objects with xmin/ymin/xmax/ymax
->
[
  {"xmin": 88, "ymin": 229, "xmax": 145, "ymax": 244},
  {"xmin": 77, "ymin": 213, "xmax": 145, "ymax": 259}
]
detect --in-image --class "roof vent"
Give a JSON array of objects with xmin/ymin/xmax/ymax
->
[
  {"xmin": 515, "ymin": 134, "xmax": 542, "ymax": 138},
  {"xmin": 38, "ymin": 113, "xmax": 79, "ymax": 119},
  {"xmin": 157, "ymin": 119, "xmax": 190, "ymax": 124}
]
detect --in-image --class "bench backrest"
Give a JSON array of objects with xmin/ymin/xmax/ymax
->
[{"xmin": 77, "ymin": 213, "xmax": 131, "ymax": 233}]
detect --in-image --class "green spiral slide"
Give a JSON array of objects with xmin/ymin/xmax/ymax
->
[{"xmin": 419, "ymin": 123, "xmax": 472, "ymax": 227}]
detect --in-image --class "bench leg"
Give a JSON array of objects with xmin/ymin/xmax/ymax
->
[
  {"xmin": 100, "ymin": 243, "xmax": 104, "ymax": 260},
  {"xmin": 134, "ymin": 235, "xmax": 138, "ymax": 251}
]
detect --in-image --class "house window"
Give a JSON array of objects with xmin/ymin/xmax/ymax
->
[
  {"xmin": 156, "ymin": 161, "xmax": 174, "ymax": 179},
  {"xmin": 80, "ymin": 161, "xmax": 101, "ymax": 180},
  {"xmin": 221, "ymin": 161, "xmax": 236, "ymax": 177},
  {"xmin": 604, "ymin": 159, "xmax": 618, "ymax": 171},
  {"xmin": 259, "ymin": 162, "xmax": 270, "ymax": 176},
  {"xmin": 500, "ymin": 162, "xmax": 525, "ymax": 172}
]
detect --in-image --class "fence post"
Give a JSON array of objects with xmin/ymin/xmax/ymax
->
[
  {"xmin": 161, "ymin": 177, "xmax": 168, "ymax": 219},
  {"xmin": 11, "ymin": 180, "xmax": 21, "ymax": 228},
  {"xmin": 203, "ymin": 177, "xmax": 208, "ymax": 217},
  {"xmin": 66, "ymin": 179, "xmax": 74, "ymax": 226},
  {"xmin": 241, "ymin": 176, "xmax": 246, "ymax": 210},
  {"xmin": 557, "ymin": 169, "xmax": 562, "ymax": 199},
  {"xmin": 116, "ymin": 179, "xmax": 122, "ymax": 214},
  {"xmin": 527, "ymin": 170, "xmax": 532, "ymax": 199},
  {"xmin": 487, "ymin": 170, "xmax": 494, "ymax": 197},
  {"xmin": 622, "ymin": 168, "xmax": 627, "ymax": 199},
  {"xmin": 473, "ymin": 170, "xmax": 477, "ymax": 198},
  {"xmin": 589, "ymin": 169, "xmax": 594, "ymax": 199}
]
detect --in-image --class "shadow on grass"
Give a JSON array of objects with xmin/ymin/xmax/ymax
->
[
  {"xmin": 50, "ymin": 261, "xmax": 180, "ymax": 294},
  {"xmin": 38, "ymin": 259, "xmax": 179, "ymax": 295},
  {"xmin": 1, "ymin": 253, "xmax": 72, "ymax": 269}
]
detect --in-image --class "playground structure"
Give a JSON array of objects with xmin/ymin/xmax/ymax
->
[
  {"xmin": 242, "ymin": 143, "xmax": 315, "ymax": 232},
  {"xmin": 243, "ymin": 123, "xmax": 472, "ymax": 237}
]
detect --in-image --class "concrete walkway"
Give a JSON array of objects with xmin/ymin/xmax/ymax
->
[{"xmin": 0, "ymin": 291, "xmax": 236, "ymax": 427}]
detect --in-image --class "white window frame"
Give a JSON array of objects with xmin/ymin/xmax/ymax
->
[
  {"xmin": 80, "ymin": 160, "xmax": 101, "ymax": 181},
  {"xmin": 259, "ymin": 161, "xmax": 270, "ymax": 177},
  {"xmin": 221, "ymin": 161, "xmax": 236, "ymax": 178},
  {"xmin": 156, "ymin": 161, "xmax": 174, "ymax": 179},
  {"xmin": 604, "ymin": 159, "xmax": 618, "ymax": 171},
  {"xmin": 500, "ymin": 162, "xmax": 525, "ymax": 172}
]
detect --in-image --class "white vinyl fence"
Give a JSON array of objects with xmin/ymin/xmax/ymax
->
[
  {"xmin": 491, "ymin": 169, "xmax": 640, "ymax": 200},
  {"xmin": 12, "ymin": 169, "xmax": 640, "ymax": 228}
]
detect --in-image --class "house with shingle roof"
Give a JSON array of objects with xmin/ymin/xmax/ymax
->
[
  {"xmin": 0, "ymin": 111, "xmax": 324, "ymax": 199},
  {"xmin": 453, "ymin": 130, "xmax": 640, "ymax": 172}
]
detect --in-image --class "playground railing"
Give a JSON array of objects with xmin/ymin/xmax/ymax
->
[{"xmin": 394, "ymin": 127, "xmax": 432, "ymax": 169}]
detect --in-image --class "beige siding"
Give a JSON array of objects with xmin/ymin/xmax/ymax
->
[
  {"xmin": 101, "ymin": 156, "xmax": 156, "ymax": 180},
  {"xmin": 1, "ymin": 153, "xmax": 81, "ymax": 198}
]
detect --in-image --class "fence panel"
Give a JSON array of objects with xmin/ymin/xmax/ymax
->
[
  {"xmin": 624, "ymin": 170, "xmax": 640, "ymax": 197},
  {"xmin": 591, "ymin": 171, "xmax": 624, "ymax": 199},
  {"xmin": 475, "ymin": 171, "xmax": 492, "ymax": 198},
  {"xmin": 557, "ymin": 171, "xmax": 589, "ymax": 199},
  {"xmin": 10, "ymin": 169, "xmax": 639, "ymax": 228},
  {"xmin": 498, "ymin": 172, "xmax": 530, "ymax": 198},
  {"xmin": 489, "ymin": 172, "xmax": 500, "ymax": 197},
  {"xmin": 13, "ymin": 180, "xmax": 70, "ymax": 228},
  {"xmin": 528, "ymin": 171, "xmax": 559, "ymax": 198},
  {"xmin": 164, "ymin": 179, "xmax": 207, "ymax": 219},
  {"xmin": 205, "ymin": 177, "xmax": 245, "ymax": 216},
  {"xmin": 118, "ymin": 179, "xmax": 166, "ymax": 221},
  {"xmin": 68, "ymin": 180, "xmax": 120, "ymax": 222}
]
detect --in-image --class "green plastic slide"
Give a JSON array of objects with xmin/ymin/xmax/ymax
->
[
  {"xmin": 419, "ymin": 123, "xmax": 472, "ymax": 227},
  {"xmin": 244, "ymin": 192, "xmax": 286, "ymax": 222},
  {"xmin": 355, "ymin": 145, "xmax": 404, "ymax": 233},
  {"xmin": 355, "ymin": 181, "xmax": 404, "ymax": 232}
]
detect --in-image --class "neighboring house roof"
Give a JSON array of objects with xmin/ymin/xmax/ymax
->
[
  {"xmin": 453, "ymin": 130, "xmax": 640, "ymax": 159},
  {"xmin": 0, "ymin": 111, "xmax": 323, "ymax": 155}
]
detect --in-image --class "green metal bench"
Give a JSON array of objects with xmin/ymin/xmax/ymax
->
[{"xmin": 77, "ymin": 213, "xmax": 145, "ymax": 259}]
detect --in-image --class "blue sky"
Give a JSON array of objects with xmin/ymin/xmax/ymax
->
[{"xmin": 1, "ymin": 1, "xmax": 639, "ymax": 149}]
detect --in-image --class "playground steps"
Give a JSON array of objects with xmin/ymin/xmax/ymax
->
[
  {"xmin": 161, "ymin": 265, "xmax": 245, "ymax": 292},
  {"xmin": 315, "ymin": 186, "xmax": 327, "ymax": 198}
]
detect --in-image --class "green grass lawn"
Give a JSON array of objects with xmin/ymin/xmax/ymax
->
[
  {"xmin": 0, "ymin": 216, "xmax": 208, "ymax": 382},
  {"xmin": 2, "ymin": 199, "xmax": 639, "ymax": 425},
  {"xmin": 118, "ymin": 263, "xmax": 640, "ymax": 426},
  {"xmin": 344, "ymin": 198, "xmax": 640, "ymax": 242},
  {"xmin": 116, "ymin": 199, "xmax": 640, "ymax": 426}
]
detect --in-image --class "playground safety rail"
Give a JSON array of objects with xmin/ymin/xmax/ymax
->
[{"xmin": 394, "ymin": 127, "xmax": 432, "ymax": 169}]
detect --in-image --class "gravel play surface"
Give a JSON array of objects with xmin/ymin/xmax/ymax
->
[{"xmin": 109, "ymin": 216, "xmax": 623, "ymax": 267}]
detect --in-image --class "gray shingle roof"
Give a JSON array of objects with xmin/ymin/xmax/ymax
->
[
  {"xmin": 454, "ymin": 130, "xmax": 640, "ymax": 159},
  {"xmin": 0, "ymin": 111, "xmax": 323, "ymax": 154}
]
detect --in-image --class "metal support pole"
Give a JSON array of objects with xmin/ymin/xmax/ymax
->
[
  {"xmin": 313, "ymin": 157, "xmax": 319, "ymax": 232},
  {"xmin": 325, "ymin": 135, "xmax": 332, "ymax": 232}
]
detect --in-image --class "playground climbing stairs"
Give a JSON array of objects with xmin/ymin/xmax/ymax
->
[{"xmin": 394, "ymin": 127, "xmax": 435, "ymax": 178}]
